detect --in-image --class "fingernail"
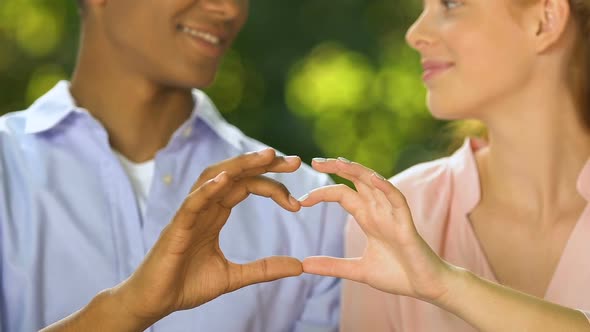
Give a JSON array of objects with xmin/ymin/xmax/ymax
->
[
  {"xmin": 298, "ymin": 194, "xmax": 309, "ymax": 201},
  {"xmin": 247, "ymin": 148, "xmax": 272, "ymax": 155},
  {"xmin": 338, "ymin": 157, "xmax": 351, "ymax": 164},
  {"xmin": 289, "ymin": 195, "xmax": 299, "ymax": 206},
  {"xmin": 213, "ymin": 171, "xmax": 226, "ymax": 183},
  {"xmin": 312, "ymin": 158, "xmax": 327, "ymax": 163},
  {"xmin": 285, "ymin": 156, "xmax": 300, "ymax": 163},
  {"xmin": 373, "ymin": 172, "xmax": 386, "ymax": 181}
]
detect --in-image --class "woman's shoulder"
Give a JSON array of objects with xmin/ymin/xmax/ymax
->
[
  {"xmin": 346, "ymin": 156, "xmax": 456, "ymax": 257},
  {"xmin": 390, "ymin": 139, "xmax": 478, "ymax": 206},
  {"xmin": 347, "ymin": 141, "xmax": 479, "ymax": 255},
  {"xmin": 390, "ymin": 156, "xmax": 454, "ymax": 199},
  {"xmin": 389, "ymin": 155, "xmax": 459, "ymax": 243}
]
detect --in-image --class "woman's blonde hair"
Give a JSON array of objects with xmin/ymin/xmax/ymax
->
[{"xmin": 570, "ymin": 0, "xmax": 590, "ymax": 126}]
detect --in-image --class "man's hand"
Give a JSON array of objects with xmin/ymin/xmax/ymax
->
[
  {"xmin": 117, "ymin": 148, "xmax": 304, "ymax": 323},
  {"xmin": 42, "ymin": 148, "xmax": 304, "ymax": 332}
]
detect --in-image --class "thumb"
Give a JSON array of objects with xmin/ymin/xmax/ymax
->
[
  {"xmin": 227, "ymin": 256, "xmax": 303, "ymax": 292},
  {"xmin": 302, "ymin": 256, "xmax": 364, "ymax": 282}
]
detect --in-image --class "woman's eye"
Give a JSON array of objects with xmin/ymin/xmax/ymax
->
[{"xmin": 441, "ymin": 0, "xmax": 462, "ymax": 10}]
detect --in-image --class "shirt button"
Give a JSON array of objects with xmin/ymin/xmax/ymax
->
[
  {"xmin": 183, "ymin": 126, "xmax": 192, "ymax": 138},
  {"xmin": 163, "ymin": 175, "xmax": 173, "ymax": 185}
]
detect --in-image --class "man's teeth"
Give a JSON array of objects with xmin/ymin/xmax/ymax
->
[{"xmin": 180, "ymin": 26, "xmax": 220, "ymax": 45}]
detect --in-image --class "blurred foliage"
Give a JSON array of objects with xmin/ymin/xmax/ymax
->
[{"xmin": 0, "ymin": 0, "xmax": 466, "ymax": 180}]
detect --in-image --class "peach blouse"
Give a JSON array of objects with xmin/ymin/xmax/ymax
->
[{"xmin": 342, "ymin": 139, "xmax": 590, "ymax": 331}]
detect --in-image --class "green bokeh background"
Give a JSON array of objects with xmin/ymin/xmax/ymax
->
[{"xmin": 0, "ymin": 0, "xmax": 471, "ymax": 180}]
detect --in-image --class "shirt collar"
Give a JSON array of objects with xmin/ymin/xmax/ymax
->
[
  {"xmin": 449, "ymin": 138, "xmax": 484, "ymax": 216},
  {"xmin": 191, "ymin": 89, "xmax": 245, "ymax": 152},
  {"xmin": 576, "ymin": 158, "xmax": 590, "ymax": 201},
  {"xmin": 24, "ymin": 81, "xmax": 80, "ymax": 134},
  {"xmin": 23, "ymin": 81, "xmax": 246, "ymax": 152}
]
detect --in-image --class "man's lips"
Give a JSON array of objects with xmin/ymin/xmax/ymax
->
[
  {"xmin": 421, "ymin": 60, "xmax": 454, "ymax": 81},
  {"xmin": 177, "ymin": 23, "xmax": 229, "ymax": 57},
  {"xmin": 177, "ymin": 23, "xmax": 226, "ymax": 46}
]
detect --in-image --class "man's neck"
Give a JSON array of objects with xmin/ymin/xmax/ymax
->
[{"xmin": 69, "ymin": 35, "xmax": 194, "ymax": 163}]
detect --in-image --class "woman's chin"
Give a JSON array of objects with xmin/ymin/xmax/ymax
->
[
  {"xmin": 428, "ymin": 106, "xmax": 464, "ymax": 121},
  {"xmin": 427, "ymin": 98, "xmax": 476, "ymax": 121}
]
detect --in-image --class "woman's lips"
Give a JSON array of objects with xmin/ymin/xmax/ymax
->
[{"xmin": 421, "ymin": 60, "xmax": 454, "ymax": 81}]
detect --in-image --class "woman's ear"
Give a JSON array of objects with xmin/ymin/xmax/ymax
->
[
  {"xmin": 79, "ymin": 0, "xmax": 107, "ymax": 20},
  {"xmin": 85, "ymin": 0, "xmax": 107, "ymax": 5},
  {"xmin": 533, "ymin": 0, "xmax": 571, "ymax": 52}
]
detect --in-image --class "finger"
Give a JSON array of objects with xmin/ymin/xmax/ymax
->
[
  {"xmin": 174, "ymin": 172, "xmax": 231, "ymax": 229},
  {"xmin": 298, "ymin": 184, "xmax": 362, "ymax": 215},
  {"xmin": 221, "ymin": 176, "xmax": 301, "ymax": 212},
  {"xmin": 227, "ymin": 155, "xmax": 302, "ymax": 181},
  {"xmin": 193, "ymin": 150, "xmax": 301, "ymax": 191},
  {"xmin": 302, "ymin": 256, "xmax": 365, "ymax": 283},
  {"xmin": 263, "ymin": 154, "xmax": 302, "ymax": 174},
  {"xmin": 369, "ymin": 174, "xmax": 418, "ymax": 234},
  {"xmin": 311, "ymin": 158, "xmax": 375, "ymax": 193},
  {"xmin": 227, "ymin": 256, "xmax": 303, "ymax": 292},
  {"xmin": 371, "ymin": 174, "xmax": 410, "ymax": 210},
  {"xmin": 310, "ymin": 158, "xmax": 342, "ymax": 176},
  {"xmin": 192, "ymin": 148, "xmax": 274, "ymax": 190}
]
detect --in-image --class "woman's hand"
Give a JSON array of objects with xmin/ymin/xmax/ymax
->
[
  {"xmin": 300, "ymin": 158, "xmax": 454, "ymax": 302},
  {"xmin": 300, "ymin": 158, "xmax": 590, "ymax": 331}
]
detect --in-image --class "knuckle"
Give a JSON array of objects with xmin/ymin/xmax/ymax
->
[
  {"xmin": 261, "ymin": 259, "xmax": 269, "ymax": 277},
  {"xmin": 240, "ymin": 152, "xmax": 254, "ymax": 162},
  {"xmin": 201, "ymin": 166, "xmax": 217, "ymax": 179},
  {"xmin": 397, "ymin": 191, "xmax": 408, "ymax": 204},
  {"xmin": 277, "ymin": 182, "xmax": 289, "ymax": 193}
]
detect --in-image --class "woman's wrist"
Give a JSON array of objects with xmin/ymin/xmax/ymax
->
[{"xmin": 428, "ymin": 263, "xmax": 473, "ymax": 311}]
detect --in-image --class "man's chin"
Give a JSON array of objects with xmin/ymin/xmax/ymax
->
[{"xmin": 159, "ymin": 74, "xmax": 217, "ymax": 91}]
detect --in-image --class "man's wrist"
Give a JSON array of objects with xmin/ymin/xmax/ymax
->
[
  {"xmin": 89, "ymin": 287, "xmax": 157, "ymax": 332},
  {"xmin": 41, "ymin": 287, "xmax": 156, "ymax": 332},
  {"xmin": 108, "ymin": 283, "xmax": 166, "ymax": 331}
]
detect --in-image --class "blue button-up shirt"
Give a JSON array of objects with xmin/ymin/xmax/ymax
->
[{"xmin": 0, "ymin": 82, "xmax": 346, "ymax": 332}]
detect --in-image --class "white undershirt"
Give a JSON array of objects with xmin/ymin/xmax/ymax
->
[{"xmin": 114, "ymin": 151, "xmax": 155, "ymax": 219}]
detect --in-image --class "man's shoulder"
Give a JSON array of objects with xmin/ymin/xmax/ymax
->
[
  {"xmin": 0, "ymin": 110, "xmax": 29, "ymax": 137},
  {"xmin": 0, "ymin": 81, "xmax": 74, "ymax": 139},
  {"xmin": 0, "ymin": 111, "xmax": 31, "ymax": 204},
  {"xmin": 0, "ymin": 111, "xmax": 30, "ymax": 169}
]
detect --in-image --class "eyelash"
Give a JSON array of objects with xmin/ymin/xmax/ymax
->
[{"xmin": 441, "ymin": 0, "xmax": 462, "ymax": 10}]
